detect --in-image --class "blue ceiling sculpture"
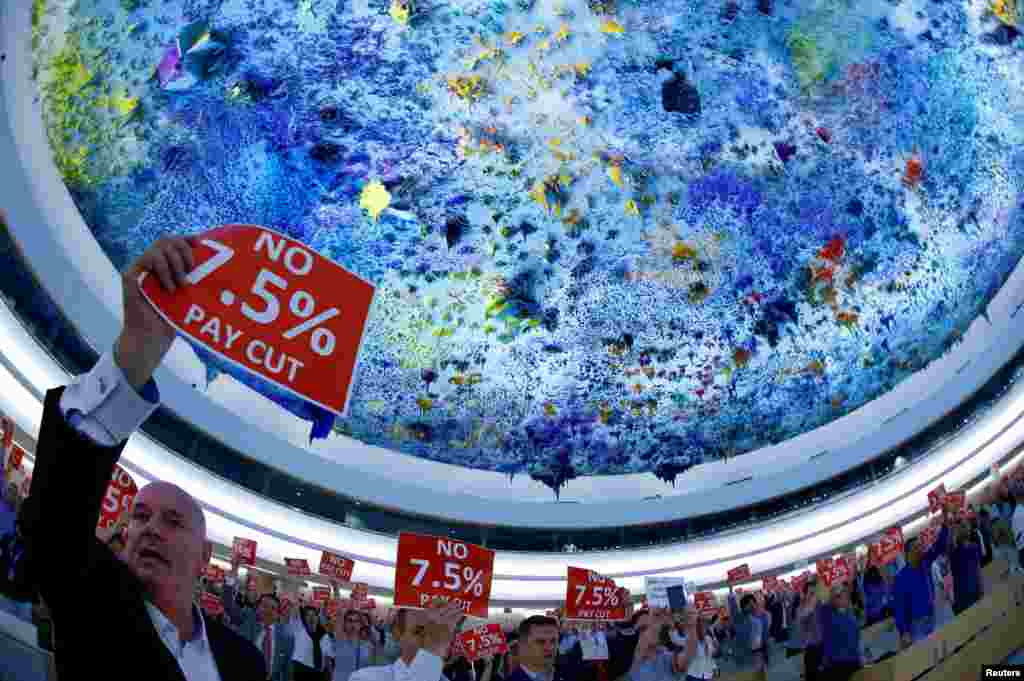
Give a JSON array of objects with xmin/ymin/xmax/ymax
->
[{"xmin": 30, "ymin": 0, "xmax": 1024, "ymax": 493}]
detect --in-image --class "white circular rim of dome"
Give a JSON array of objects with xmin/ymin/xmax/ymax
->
[
  {"xmin": 1, "ymin": 295, "xmax": 1021, "ymax": 603},
  {"xmin": 3, "ymin": 0, "xmax": 1024, "ymax": 528}
]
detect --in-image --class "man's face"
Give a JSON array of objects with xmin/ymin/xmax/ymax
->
[
  {"xmin": 344, "ymin": 612, "xmax": 362, "ymax": 636},
  {"xmin": 257, "ymin": 596, "xmax": 279, "ymax": 625},
  {"xmin": 123, "ymin": 482, "xmax": 209, "ymax": 602},
  {"xmin": 522, "ymin": 625, "xmax": 558, "ymax": 671},
  {"xmin": 303, "ymin": 608, "xmax": 319, "ymax": 631}
]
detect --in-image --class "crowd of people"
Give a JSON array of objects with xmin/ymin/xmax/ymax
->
[{"xmin": 0, "ymin": 237, "xmax": 1022, "ymax": 681}]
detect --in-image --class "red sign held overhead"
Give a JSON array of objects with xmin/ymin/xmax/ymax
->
[
  {"xmin": 816, "ymin": 558, "xmax": 834, "ymax": 587},
  {"xmin": 140, "ymin": 225, "xmax": 376, "ymax": 417},
  {"xmin": 203, "ymin": 565, "xmax": 226, "ymax": 584},
  {"xmin": 393, "ymin": 532, "xmax": 495, "ymax": 618},
  {"xmin": 726, "ymin": 564, "xmax": 751, "ymax": 585},
  {"xmin": 564, "ymin": 567, "xmax": 628, "ymax": 621},
  {"xmin": 351, "ymin": 582, "xmax": 370, "ymax": 599},
  {"xmin": 285, "ymin": 558, "xmax": 312, "ymax": 576},
  {"xmin": 945, "ymin": 491, "xmax": 966, "ymax": 513},
  {"xmin": 830, "ymin": 557, "xmax": 852, "ymax": 584},
  {"xmin": 792, "ymin": 573, "xmax": 809, "ymax": 595},
  {"xmin": 693, "ymin": 592, "xmax": 717, "ymax": 615},
  {"xmin": 460, "ymin": 624, "xmax": 509, "ymax": 661},
  {"xmin": 928, "ymin": 484, "xmax": 947, "ymax": 514},
  {"xmin": 762, "ymin": 575, "xmax": 779, "ymax": 593},
  {"xmin": 97, "ymin": 465, "xmax": 138, "ymax": 531},
  {"xmin": 200, "ymin": 592, "xmax": 224, "ymax": 616},
  {"xmin": 869, "ymin": 527, "xmax": 904, "ymax": 567},
  {"xmin": 232, "ymin": 537, "xmax": 258, "ymax": 566},
  {"xmin": 320, "ymin": 551, "xmax": 354, "ymax": 581},
  {"xmin": 311, "ymin": 586, "xmax": 332, "ymax": 605}
]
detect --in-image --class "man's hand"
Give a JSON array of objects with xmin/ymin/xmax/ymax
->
[
  {"xmin": 115, "ymin": 236, "xmax": 195, "ymax": 390},
  {"xmin": 420, "ymin": 599, "xmax": 464, "ymax": 658}
]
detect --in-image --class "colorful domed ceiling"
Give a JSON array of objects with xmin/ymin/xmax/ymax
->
[{"xmin": 30, "ymin": 0, "xmax": 1024, "ymax": 492}]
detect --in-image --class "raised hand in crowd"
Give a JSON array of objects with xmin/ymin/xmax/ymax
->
[{"xmin": 419, "ymin": 599, "xmax": 465, "ymax": 658}]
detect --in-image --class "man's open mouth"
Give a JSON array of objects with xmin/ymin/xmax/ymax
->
[{"xmin": 138, "ymin": 548, "xmax": 169, "ymax": 565}]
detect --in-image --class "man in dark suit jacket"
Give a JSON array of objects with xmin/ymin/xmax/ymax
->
[
  {"xmin": 223, "ymin": 576, "xmax": 295, "ymax": 680},
  {"xmin": 17, "ymin": 235, "xmax": 267, "ymax": 680}
]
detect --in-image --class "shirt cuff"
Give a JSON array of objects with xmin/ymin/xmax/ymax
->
[{"xmin": 59, "ymin": 350, "xmax": 160, "ymax": 446}]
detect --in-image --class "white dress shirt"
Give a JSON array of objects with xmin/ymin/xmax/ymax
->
[
  {"xmin": 1013, "ymin": 504, "xmax": 1024, "ymax": 551},
  {"xmin": 289, "ymin": 614, "xmax": 318, "ymax": 668},
  {"xmin": 59, "ymin": 350, "xmax": 160, "ymax": 445},
  {"xmin": 145, "ymin": 602, "xmax": 224, "ymax": 681},
  {"xmin": 349, "ymin": 650, "xmax": 447, "ymax": 681},
  {"xmin": 256, "ymin": 624, "xmax": 276, "ymax": 665}
]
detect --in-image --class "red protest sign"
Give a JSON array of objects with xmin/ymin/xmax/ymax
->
[
  {"xmin": 564, "ymin": 567, "xmax": 628, "ymax": 621},
  {"xmin": 7, "ymin": 444, "xmax": 24, "ymax": 471},
  {"xmin": 831, "ymin": 557, "xmax": 852, "ymax": 584},
  {"xmin": 945, "ymin": 491, "xmax": 966, "ymax": 513},
  {"xmin": 872, "ymin": 528, "xmax": 904, "ymax": 566},
  {"xmin": 393, "ymin": 532, "xmax": 495, "ymax": 617},
  {"xmin": 727, "ymin": 564, "xmax": 751, "ymax": 585},
  {"xmin": 285, "ymin": 558, "xmax": 312, "ymax": 576},
  {"xmin": 312, "ymin": 586, "xmax": 332, "ymax": 605},
  {"xmin": 319, "ymin": 551, "xmax": 354, "ymax": 581},
  {"xmin": 792, "ymin": 573, "xmax": 809, "ymax": 594},
  {"xmin": 816, "ymin": 558, "xmax": 834, "ymax": 587},
  {"xmin": 351, "ymin": 582, "xmax": 369, "ymax": 599},
  {"xmin": 203, "ymin": 565, "xmax": 226, "ymax": 584},
  {"xmin": 98, "ymin": 465, "xmax": 138, "ymax": 530},
  {"xmin": 279, "ymin": 595, "xmax": 294, "ymax": 617},
  {"xmin": 460, "ymin": 624, "xmax": 509, "ymax": 661},
  {"xmin": 325, "ymin": 598, "xmax": 341, "ymax": 619},
  {"xmin": 1, "ymin": 416, "xmax": 13, "ymax": 454},
  {"xmin": 928, "ymin": 484, "xmax": 947, "ymax": 514},
  {"xmin": 200, "ymin": 592, "xmax": 224, "ymax": 616},
  {"xmin": 762, "ymin": 575, "xmax": 779, "ymax": 593},
  {"xmin": 693, "ymin": 592, "xmax": 717, "ymax": 615},
  {"xmin": 140, "ymin": 225, "xmax": 375, "ymax": 417},
  {"xmin": 232, "ymin": 537, "xmax": 257, "ymax": 566}
]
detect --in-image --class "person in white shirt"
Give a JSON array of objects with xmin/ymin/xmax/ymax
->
[
  {"xmin": 349, "ymin": 600, "xmax": 463, "ymax": 681},
  {"xmin": 1011, "ymin": 481, "xmax": 1024, "ymax": 570},
  {"xmin": 326, "ymin": 609, "xmax": 376, "ymax": 681}
]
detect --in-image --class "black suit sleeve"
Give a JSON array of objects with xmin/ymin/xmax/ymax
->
[{"xmin": 18, "ymin": 388, "xmax": 129, "ymax": 603}]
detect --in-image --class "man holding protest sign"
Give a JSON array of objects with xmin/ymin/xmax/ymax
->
[
  {"xmin": 224, "ymin": 559, "xmax": 296, "ymax": 681},
  {"xmin": 17, "ymin": 235, "xmax": 266, "ymax": 680}
]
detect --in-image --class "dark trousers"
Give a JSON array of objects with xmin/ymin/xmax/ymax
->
[
  {"xmin": 292, "ymin": 661, "xmax": 324, "ymax": 681},
  {"xmin": 804, "ymin": 643, "xmax": 823, "ymax": 681},
  {"xmin": 824, "ymin": 661, "xmax": 862, "ymax": 681}
]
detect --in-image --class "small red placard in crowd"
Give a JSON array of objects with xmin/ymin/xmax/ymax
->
[
  {"xmin": 311, "ymin": 586, "xmax": 332, "ymax": 605},
  {"xmin": 693, "ymin": 592, "xmax": 717, "ymax": 615},
  {"xmin": 945, "ymin": 490, "xmax": 966, "ymax": 512},
  {"xmin": 928, "ymin": 484, "xmax": 947, "ymax": 514},
  {"xmin": 869, "ymin": 527, "xmax": 904, "ymax": 566},
  {"xmin": 351, "ymin": 582, "xmax": 370, "ymax": 599},
  {"xmin": 831, "ymin": 557, "xmax": 852, "ymax": 584},
  {"xmin": 233, "ymin": 537, "xmax": 257, "ymax": 566},
  {"xmin": 320, "ymin": 551, "xmax": 354, "ymax": 581},
  {"xmin": 325, "ymin": 598, "xmax": 340, "ymax": 619},
  {"xmin": 203, "ymin": 565, "xmax": 226, "ymax": 584},
  {"xmin": 564, "ymin": 567, "xmax": 628, "ymax": 621},
  {"xmin": 279, "ymin": 595, "xmax": 293, "ymax": 616},
  {"xmin": 727, "ymin": 564, "xmax": 751, "ymax": 585},
  {"xmin": 285, "ymin": 558, "xmax": 312, "ymax": 576},
  {"xmin": 393, "ymin": 532, "xmax": 495, "ymax": 618},
  {"xmin": 200, "ymin": 592, "xmax": 224, "ymax": 616},
  {"xmin": 762, "ymin": 575, "xmax": 778, "ymax": 593},
  {"xmin": 460, "ymin": 624, "xmax": 509, "ymax": 661},
  {"xmin": 792, "ymin": 573, "xmax": 809, "ymax": 594},
  {"xmin": 816, "ymin": 558, "xmax": 834, "ymax": 587},
  {"xmin": 7, "ymin": 444, "xmax": 24, "ymax": 471},
  {"xmin": 97, "ymin": 464, "xmax": 138, "ymax": 531},
  {"xmin": 1, "ymin": 416, "xmax": 13, "ymax": 454},
  {"xmin": 140, "ymin": 225, "xmax": 375, "ymax": 417}
]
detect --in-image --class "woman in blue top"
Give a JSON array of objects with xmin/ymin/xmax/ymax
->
[
  {"xmin": 818, "ymin": 582, "xmax": 863, "ymax": 681},
  {"xmin": 950, "ymin": 522, "xmax": 984, "ymax": 616},
  {"xmin": 860, "ymin": 566, "xmax": 889, "ymax": 627}
]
